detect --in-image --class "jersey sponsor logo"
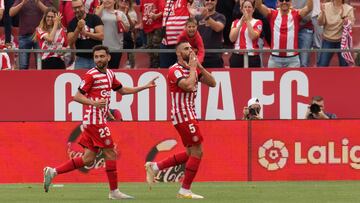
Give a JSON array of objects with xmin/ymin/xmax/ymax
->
[
  {"xmin": 258, "ymin": 139, "xmax": 288, "ymax": 171},
  {"xmin": 100, "ymin": 90, "xmax": 111, "ymax": 97}
]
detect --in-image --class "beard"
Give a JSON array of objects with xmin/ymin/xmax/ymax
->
[
  {"xmin": 75, "ymin": 10, "xmax": 85, "ymax": 20},
  {"xmin": 96, "ymin": 62, "xmax": 107, "ymax": 69}
]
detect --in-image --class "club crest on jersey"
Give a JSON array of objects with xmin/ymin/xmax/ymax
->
[{"xmin": 174, "ymin": 70, "xmax": 183, "ymax": 79}]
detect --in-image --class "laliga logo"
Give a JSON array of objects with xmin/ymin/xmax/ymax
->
[{"xmin": 258, "ymin": 139, "xmax": 289, "ymax": 171}]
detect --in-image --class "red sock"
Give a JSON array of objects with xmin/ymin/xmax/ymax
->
[
  {"xmin": 105, "ymin": 160, "xmax": 118, "ymax": 191},
  {"xmin": 157, "ymin": 151, "xmax": 189, "ymax": 170},
  {"xmin": 55, "ymin": 157, "xmax": 85, "ymax": 174},
  {"xmin": 182, "ymin": 156, "xmax": 201, "ymax": 190}
]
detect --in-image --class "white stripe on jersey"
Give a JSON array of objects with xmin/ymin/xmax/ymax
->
[
  {"xmin": 175, "ymin": 92, "xmax": 183, "ymax": 123},
  {"xmin": 171, "ymin": 92, "xmax": 178, "ymax": 125},
  {"xmin": 94, "ymin": 79, "xmax": 108, "ymax": 84},
  {"xmin": 93, "ymin": 85, "xmax": 109, "ymax": 89},
  {"xmin": 180, "ymin": 93, "xmax": 188, "ymax": 122},
  {"xmin": 93, "ymin": 73, "xmax": 106, "ymax": 78}
]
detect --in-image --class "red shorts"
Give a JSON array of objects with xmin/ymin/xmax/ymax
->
[
  {"xmin": 78, "ymin": 124, "xmax": 114, "ymax": 153},
  {"xmin": 174, "ymin": 120, "xmax": 203, "ymax": 147}
]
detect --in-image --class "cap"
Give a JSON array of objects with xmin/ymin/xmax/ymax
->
[{"xmin": 247, "ymin": 97, "xmax": 260, "ymax": 107}]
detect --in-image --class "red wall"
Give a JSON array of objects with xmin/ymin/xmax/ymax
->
[{"xmin": 1, "ymin": 120, "xmax": 360, "ymax": 183}]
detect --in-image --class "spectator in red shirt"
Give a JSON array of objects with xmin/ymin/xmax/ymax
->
[
  {"xmin": 35, "ymin": 7, "xmax": 68, "ymax": 69},
  {"xmin": 59, "ymin": 0, "xmax": 74, "ymax": 29},
  {"xmin": 140, "ymin": 0, "xmax": 164, "ymax": 68},
  {"xmin": 177, "ymin": 18, "xmax": 205, "ymax": 64}
]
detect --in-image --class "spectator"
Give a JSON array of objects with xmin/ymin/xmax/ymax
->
[
  {"xmin": 1, "ymin": 0, "xmax": 15, "ymax": 46},
  {"xmin": 293, "ymin": 0, "xmax": 314, "ymax": 67},
  {"xmin": 317, "ymin": 0, "xmax": 355, "ymax": 67},
  {"xmin": 305, "ymin": 96, "xmax": 337, "ymax": 119},
  {"xmin": 159, "ymin": 0, "xmax": 190, "ymax": 68},
  {"xmin": 311, "ymin": 0, "xmax": 322, "ymax": 65},
  {"xmin": 140, "ymin": 0, "xmax": 164, "ymax": 68},
  {"xmin": 34, "ymin": 7, "xmax": 67, "ymax": 69},
  {"xmin": 196, "ymin": 0, "xmax": 226, "ymax": 68},
  {"xmin": 96, "ymin": 0, "xmax": 129, "ymax": 69},
  {"xmin": 242, "ymin": 97, "xmax": 262, "ymax": 120},
  {"xmin": 229, "ymin": 0, "xmax": 262, "ymax": 68},
  {"xmin": 177, "ymin": 18, "xmax": 205, "ymax": 64},
  {"xmin": 0, "ymin": 44, "xmax": 11, "ymax": 70},
  {"xmin": 59, "ymin": 0, "xmax": 74, "ymax": 28},
  {"xmin": 10, "ymin": 0, "xmax": 53, "ymax": 69},
  {"xmin": 67, "ymin": 0, "xmax": 104, "ymax": 69},
  {"xmin": 84, "ymin": 0, "xmax": 101, "ymax": 14},
  {"xmin": 215, "ymin": 0, "xmax": 234, "ymax": 48},
  {"xmin": 119, "ymin": 0, "xmax": 137, "ymax": 68},
  {"xmin": 255, "ymin": 0, "xmax": 313, "ymax": 68}
]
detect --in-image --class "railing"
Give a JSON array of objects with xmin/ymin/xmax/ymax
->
[{"xmin": 1, "ymin": 48, "xmax": 360, "ymax": 70}]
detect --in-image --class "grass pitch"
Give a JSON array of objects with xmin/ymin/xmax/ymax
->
[{"xmin": 0, "ymin": 181, "xmax": 359, "ymax": 203}]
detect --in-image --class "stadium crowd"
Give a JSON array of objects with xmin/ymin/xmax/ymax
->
[{"xmin": 0, "ymin": 0, "xmax": 358, "ymax": 70}]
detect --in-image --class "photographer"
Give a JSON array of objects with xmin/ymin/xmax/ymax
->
[
  {"xmin": 243, "ymin": 97, "xmax": 262, "ymax": 120},
  {"xmin": 305, "ymin": 96, "xmax": 337, "ymax": 119}
]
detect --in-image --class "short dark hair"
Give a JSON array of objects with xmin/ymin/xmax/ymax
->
[
  {"xmin": 176, "ymin": 40, "xmax": 189, "ymax": 50},
  {"xmin": 92, "ymin": 45, "xmax": 110, "ymax": 55},
  {"xmin": 312, "ymin": 96, "xmax": 324, "ymax": 102},
  {"xmin": 186, "ymin": 17, "xmax": 198, "ymax": 26}
]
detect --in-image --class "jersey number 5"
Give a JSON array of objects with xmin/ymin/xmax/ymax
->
[
  {"xmin": 189, "ymin": 123, "xmax": 196, "ymax": 133},
  {"xmin": 99, "ymin": 127, "xmax": 111, "ymax": 138}
]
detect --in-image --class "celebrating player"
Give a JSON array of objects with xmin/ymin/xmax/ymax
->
[
  {"xmin": 43, "ymin": 45, "xmax": 158, "ymax": 200},
  {"xmin": 145, "ymin": 41, "xmax": 216, "ymax": 199}
]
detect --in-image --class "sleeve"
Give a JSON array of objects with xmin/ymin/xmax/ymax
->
[
  {"xmin": 93, "ymin": 14, "xmax": 104, "ymax": 27},
  {"xmin": 253, "ymin": 20, "xmax": 263, "ymax": 35},
  {"xmin": 216, "ymin": 13, "xmax": 226, "ymax": 26},
  {"xmin": 78, "ymin": 73, "xmax": 94, "ymax": 94},
  {"xmin": 67, "ymin": 18, "xmax": 77, "ymax": 33},
  {"xmin": 36, "ymin": 28, "xmax": 48, "ymax": 40},
  {"xmin": 112, "ymin": 74, "xmax": 123, "ymax": 91},
  {"xmin": 231, "ymin": 19, "xmax": 239, "ymax": 29},
  {"xmin": 130, "ymin": 10, "xmax": 138, "ymax": 23},
  {"xmin": 347, "ymin": 6, "xmax": 355, "ymax": 25},
  {"xmin": 176, "ymin": 30, "xmax": 187, "ymax": 43},
  {"xmin": 158, "ymin": 0, "xmax": 165, "ymax": 12},
  {"xmin": 195, "ymin": 32, "xmax": 205, "ymax": 63},
  {"xmin": 168, "ymin": 67, "xmax": 186, "ymax": 86}
]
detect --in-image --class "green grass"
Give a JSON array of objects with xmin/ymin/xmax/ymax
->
[{"xmin": 0, "ymin": 181, "xmax": 360, "ymax": 202}]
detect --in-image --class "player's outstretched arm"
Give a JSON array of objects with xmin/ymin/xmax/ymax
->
[
  {"xmin": 73, "ymin": 91, "xmax": 106, "ymax": 107},
  {"xmin": 198, "ymin": 62, "xmax": 216, "ymax": 88},
  {"xmin": 117, "ymin": 76, "xmax": 159, "ymax": 95}
]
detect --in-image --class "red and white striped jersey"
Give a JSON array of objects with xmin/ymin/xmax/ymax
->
[
  {"xmin": 231, "ymin": 18, "xmax": 263, "ymax": 56},
  {"xmin": 168, "ymin": 63, "xmax": 201, "ymax": 125},
  {"xmin": 162, "ymin": 0, "xmax": 189, "ymax": 45},
  {"xmin": 36, "ymin": 27, "xmax": 67, "ymax": 60},
  {"xmin": 268, "ymin": 9, "xmax": 301, "ymax": 57},
  {"xmin": 79, "ymin": 68, "xmax": 123, "ymax": 125},
  {"xmin": 0, "ymin": 52, "xmax": 11, "ymax": 70},
  {"xmin": 0, "ymin": 0, "xmax": 4, "ymax": 10}
]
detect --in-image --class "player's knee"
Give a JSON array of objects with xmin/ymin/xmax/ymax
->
[{"xmin": 82, "ymin": 156, "xmax": 96, "ymax": 166}]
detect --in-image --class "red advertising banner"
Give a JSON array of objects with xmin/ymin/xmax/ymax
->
[
  {"xmin": 0, "ymin": 68, "xmax": 360, "ymax": 121},
  {"xmin": 251, "ymin": 120, "xmax": 360, "ymax": 181},
  {"xmin": 0, "ymin": 121, "xmax": 248, "ymax": 183}
]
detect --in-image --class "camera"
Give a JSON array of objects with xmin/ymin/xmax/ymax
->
[
  {"xmin": 310, "ymin": 103, "xmax": 321, "ymax": 114},
  {"xmin": 249, "ymin": 108, "xmax": 258, "ymax": 116}
]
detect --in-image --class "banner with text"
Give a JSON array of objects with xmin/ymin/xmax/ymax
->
[
  {"xmin": 0, "ymin": 121, "xmax": 248, "ymax": 183},
  {"xmin": 0, "ymin": 68, "xmax": 360, "ymax": 121},
  {"xmin": 251, "ymin": 120, "xmax": 360, "ymax": 180}
]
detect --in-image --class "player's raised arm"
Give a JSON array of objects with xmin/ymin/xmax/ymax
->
[
  {"xmin": 177, "ymin": 51, "xmax": 198, "ymax": 92},
  {"xmin": 117, "ymin": 76, "xmax": 159, "ymax": 95}
]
